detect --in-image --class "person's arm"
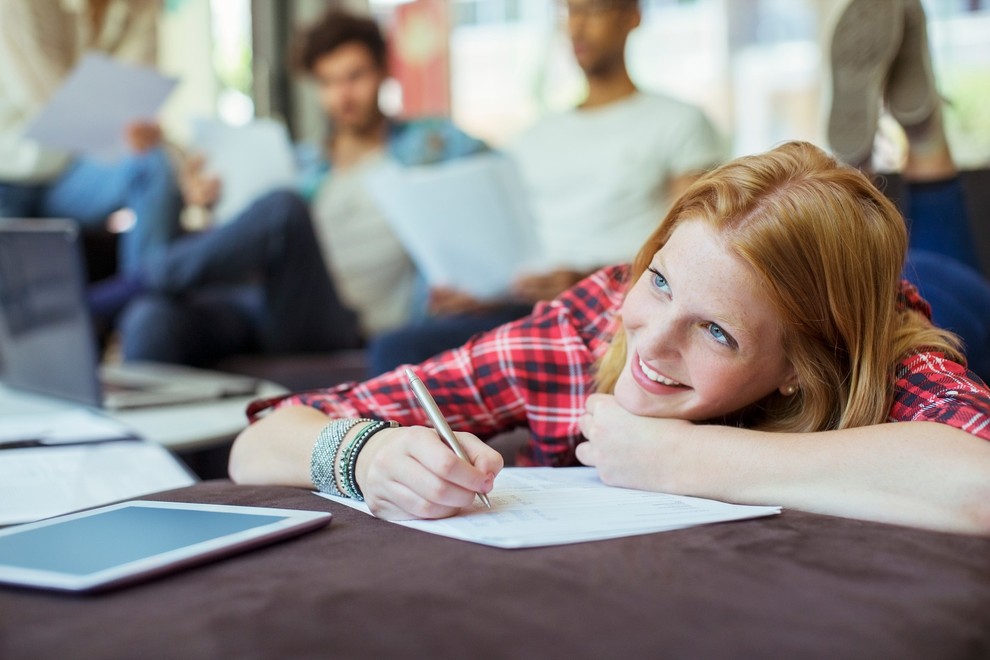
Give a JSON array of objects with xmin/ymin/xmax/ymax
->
[
  {"xmin": 231, "ymin": 267, "xmax": 627, "ymax": 519},
  {"xmin": 229, "ymin": 405, "xmax": 501, "ymax": 520},
  {"xmin": 576, "ymin": 394, "xmax": 990, "ymax": 535},
  {"xmin": 512, "ymin": 269, "xmax": 597, "ymax": 304},
  {"xmin": 0, "ymin": 0, "xmax": 76, "ymax": 109}
]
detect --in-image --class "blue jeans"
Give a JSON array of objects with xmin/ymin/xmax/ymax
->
[
  {"xmin": 900, "ymin": 176, "xmax": 988, "ymax": 380},
  {"xmin": 120, "ymin": 189, "xmax": 361, "ymax": 365},
  {"xmin": 0, "ymin": 148, "xmax": 182, "ymax": 274},
  {"xmin": 368, "ymin": 303, "xmax": 534, "ymax": 376},
  {"xmin": 903, "ymin": 177, "xmax": 982, "ymax": 273}
]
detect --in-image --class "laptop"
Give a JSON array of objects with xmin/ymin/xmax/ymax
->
[{"xmin": 0, "ymin": 218, "xmax": 259, "ymax": 410}]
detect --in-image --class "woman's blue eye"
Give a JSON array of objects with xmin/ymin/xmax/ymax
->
[
  {"xmin": 707, "ymin": 323, "xmax": 731, "ymax": 346},
  {"xmin": 648, "ymin": 267, "xmax": 669, "ymax": 292}
]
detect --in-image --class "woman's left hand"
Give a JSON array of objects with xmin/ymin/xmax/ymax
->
[{"xmin": 576, "ymin": 392, "xmax": 696, "ymax": 492}]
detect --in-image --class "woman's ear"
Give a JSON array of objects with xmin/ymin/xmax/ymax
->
[{"xmin": 778, "ymin": 366, "xmax": 800, "ymax": 396}]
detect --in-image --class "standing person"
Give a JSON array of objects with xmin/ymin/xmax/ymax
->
[
  {"xmin": 0, "ymin": 0, "xmax": 183, "ymax": 275},
  {"xmin": 113, "ymin": 9, "xmax": 486, "ymax": 366},
  {"xmin": 367, "ymin": 0, "xmax": 723, "ymax": 374},
  {"xmin": 828, "ymin": 0, "xmax": 989, "ymax": 379},
  {"xmin": 229, "ymin": 141, "xmax": 990, "ymax": 535}
]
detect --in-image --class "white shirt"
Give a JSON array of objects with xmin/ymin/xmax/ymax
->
[
  {"xmin": 507, "ymin": 91, "xmax": 723, "ymax": 271},
  {"xmin": 0, "ymin": 0, "xmax": 160, "ymax": 183},
  {"xmin": 312, "ymin": 151, "xmax": 418, "ymax": 336}
]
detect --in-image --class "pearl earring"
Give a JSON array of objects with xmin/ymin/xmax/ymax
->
[{"xmin": 784, "ymin": 384, "xmax": 799, "ymax": 396}]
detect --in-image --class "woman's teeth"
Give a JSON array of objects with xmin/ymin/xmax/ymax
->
[{"xmin": 639, "ymin": 359, "xmax": 683, "ymax": 386}]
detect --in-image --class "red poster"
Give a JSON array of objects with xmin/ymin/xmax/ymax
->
[{"xmin": 389, "ymin": 0, "xmax": 451, "ymax": 118}]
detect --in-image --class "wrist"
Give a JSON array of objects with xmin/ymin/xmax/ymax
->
[
  {"xmin": 338, "ymin": 420, "xmax": 399, "ymax": 500},
  {"xmin": 310, "ymin": 418, "xmax": 373, "ymax": 496},
  {"xmin": 353, "ymin": 426, "xmax": 403, "ymax": 497}
]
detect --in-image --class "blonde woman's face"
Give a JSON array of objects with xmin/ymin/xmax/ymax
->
[{"xmin": 614, "ymin": 220, "xmax": 797, "ymax": 421}]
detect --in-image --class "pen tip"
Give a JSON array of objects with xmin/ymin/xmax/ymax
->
[{"xmin": 405, "ymin": 367, "xmax": 417, "ymax": 380}]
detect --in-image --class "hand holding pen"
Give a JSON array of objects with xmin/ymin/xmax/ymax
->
[
  {"xmin": 406, "ymin": 368, "xmax": 493, "ymax": 509},
  {"xmin": 351, "ymin": 371, "xmax": 501, "ymax": 520}
]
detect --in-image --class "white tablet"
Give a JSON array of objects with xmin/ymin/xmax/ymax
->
[{"xmin": 0, "ymin": 500, "xmax": 332, "ymax": 593}]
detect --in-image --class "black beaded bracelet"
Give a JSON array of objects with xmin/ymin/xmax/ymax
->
[{"xmin": 338, "ymin": 420, "xmax": 398, "ymax": 501}]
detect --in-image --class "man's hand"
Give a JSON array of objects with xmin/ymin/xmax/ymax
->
[
  {"xmin": 512, "ymin": 269, "xmax": 589, "ymax": 303},
  {"xmin": 179, "ymin": 154, "xmax": 222, "ymax": 209},
  {"xmin": 428, "ymin": 287, "xmax": 497, "ymax": 315},
  {"xmin": 124, "ymin": 121, "xmax": 163, "ymax": 153}
]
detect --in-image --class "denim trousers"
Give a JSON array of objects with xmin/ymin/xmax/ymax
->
[
  {"xmin": 0, "ymin": 148, "xmax": 182, "ymax": 274},
  {"xmin": 120, "ymin": 189, "xmax": 361, "ymax": 365},
  {"xmin": 900, "ymin": 176, "xmax": 990, "ymax": 380}
]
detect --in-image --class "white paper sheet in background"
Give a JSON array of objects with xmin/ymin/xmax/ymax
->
[
  {"xmin": 23, "ymin": 52, "xmax": 178, "ymax": 159},
  {"xmin": 191, "ymin": 118, "xmax": 298, "ymax": 224},
  {"xmin": 0, "ymin": 409, "xmax": 137, "ymax": 445},
  {"xmin": 0, "ymin": 441, "xmax": 196, "ymax": 526},
  {"xmin": 317, "ymin": 467, "xmax": 782, "ymax": 548},
  {"xmin": 363, "ymin": 153, "xmax": 544, "ymax": 299}
]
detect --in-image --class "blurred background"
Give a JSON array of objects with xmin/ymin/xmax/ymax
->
[{"xmin": 159, "ymin": 0, "xmax": 990, "ymax": 169}]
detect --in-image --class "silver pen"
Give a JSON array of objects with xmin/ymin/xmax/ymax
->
[{"xmin": 405, "ymin": 368, "xmax": 493, "ymax": 509}]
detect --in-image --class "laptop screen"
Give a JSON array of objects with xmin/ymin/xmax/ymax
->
[{"xmin": 0, "ymin": 219, "xmax": 103, "ymax": 406}]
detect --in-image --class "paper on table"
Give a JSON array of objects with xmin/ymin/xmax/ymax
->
[
  {"xmin": 363, "ymin": 153, "xmax": 544, "ymax": 299},
  {"xmin": 317, "ymin": 467, "xmax": 781, "ymax": 548},
  {"xmin": 0, "ymin": 441, "xmax": 196, "ymax": 525},
  {"xmin": 0, "ymin": 409, "xmax": 137, "ymax": 445},
  {"xmin": 23, "ymin": 52, "xmax": 177, "ymax": 159},
  {"xmin": 191, "ymin": 118, "xmax": 298, "ymax": 224}
]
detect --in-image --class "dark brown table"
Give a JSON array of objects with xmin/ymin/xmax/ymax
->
[{"xmin": 2, "ymin": 480, "xmax": 989, "ymax": 659}]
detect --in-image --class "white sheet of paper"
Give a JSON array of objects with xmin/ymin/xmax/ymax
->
[
  {"xmin": 317, "ymin": 467, "xmax": 781, "ymax": 548},
  {"xmin": 0, "ymin": 441, "xmax": 196, "ymax": 525},
  {"xmin": 363, "ymin": 153, "xmax": 544, "ymax": 299},
  {"xmin": 0, "ymin": 409, "xmax": 137, "ymax": 445},
  {"xmin": 191, "ymin": 118, "xmax": 298, "ymax": 224},
  {"xmin": 23, "ymin": 52, "xmax": 177, "ymax": 158}
]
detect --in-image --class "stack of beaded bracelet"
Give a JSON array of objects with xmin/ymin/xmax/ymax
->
[
  {"xmin": 310, "ymin": 418, "xmax": 373, "ymax": 496},
  {"xmin": 338, "ymin": 419, "xmax": 399, "ymax": 501}
]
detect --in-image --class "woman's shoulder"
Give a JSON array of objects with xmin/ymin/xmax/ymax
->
[{"xmin": 891, "ymin": 351, "xmax": 990, "ymax": 439}]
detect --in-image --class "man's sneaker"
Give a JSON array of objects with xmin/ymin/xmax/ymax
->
[
  {"xmin": 886, "ymin": 0, "xmax": 939, "ymax": 127},
  {"xmin": 827, "ymin": 0, "xmax": 904, "ymax": 165}
]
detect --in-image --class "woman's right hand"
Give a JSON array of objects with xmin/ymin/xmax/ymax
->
[{"xmin": 354, "ymin": 426, "xmax": 503, "ymax": 520}]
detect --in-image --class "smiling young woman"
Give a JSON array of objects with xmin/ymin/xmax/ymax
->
[{"xmin": 230, "ymin": 141, "xmax": 990, "ymax": 535}]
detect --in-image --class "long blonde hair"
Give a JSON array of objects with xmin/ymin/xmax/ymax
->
[{"xmin": 596, "ymin": 141, "xmax": 961, "ymax": 432}]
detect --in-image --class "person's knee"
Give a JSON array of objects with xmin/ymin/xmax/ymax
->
[
  {"xmin": 254, "ymin": 189, "xmax": 309, "ymax": 221},
  {"xmin": 119, "ymin": 296, "xmax": 192, "ymax": 364}
]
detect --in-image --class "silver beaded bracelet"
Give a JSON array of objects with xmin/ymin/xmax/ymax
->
[
  {"xmin": 338, "ymin": 420, "xmax": 398, "ymax": 501},
  {"xmin": 310, "ymin": 418, "xmax": 373, "ymax": 496}
]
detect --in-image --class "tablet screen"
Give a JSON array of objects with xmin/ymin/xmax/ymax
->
[{"xmin": 0, "ymin": 501, "xmax": 331, "ymax": 592}]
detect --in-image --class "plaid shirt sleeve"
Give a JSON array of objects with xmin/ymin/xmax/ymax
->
[
  {"xmin": 890, "ymin": 353, "xmax": 990, "ymax": 439},
  {"xmin": 889, "ymin": 280, "xmax": 990, "ymax": 440},
  {"xmin": 247, "ymin": 266, "xmax": 630, "ymax": 467}
]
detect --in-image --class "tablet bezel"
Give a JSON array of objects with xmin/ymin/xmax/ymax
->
[{"xmin": 0, "ymin": 500, "xmax": 332, "ymax": 593}]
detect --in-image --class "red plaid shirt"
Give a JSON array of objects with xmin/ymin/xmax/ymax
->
[{"xmin": 249, "ymin": 265, "xmax": 990, "ymax": 466}]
